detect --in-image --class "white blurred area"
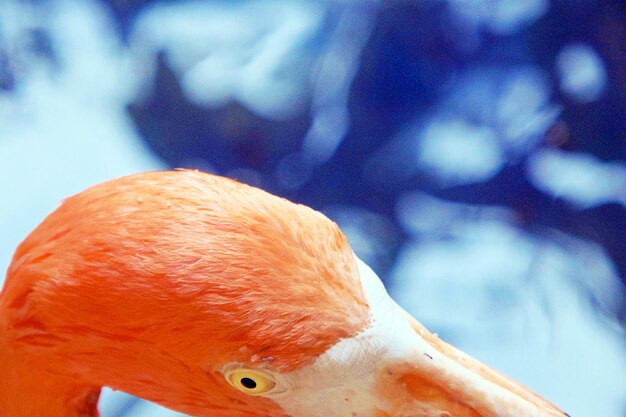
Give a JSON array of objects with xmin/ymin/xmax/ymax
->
[
  {"xmin": 130, "ymin": 0, "xmax": 323, "ymax": 120},
  {"xmin": 556, "ymin": 43, "xmax": 607, "ymax": 103},
  {"xmin": 447, "ymin": 0, "xmax": 548, "ymax": 34},
  {"xmin": 0, "ymin": 1, "xmax": 624, "ymax": 417},
  {"xmin": 528, "ymin": 149, "xmax": 626, "ymax": 208}
]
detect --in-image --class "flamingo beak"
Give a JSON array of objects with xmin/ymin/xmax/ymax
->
[
  {"xmin": 346, "ymin": 258, "xmax": 569, "ymax": 417},
  {"xmin": 372, "ymin": 311, "xmax": 569, "ymax": 417}
]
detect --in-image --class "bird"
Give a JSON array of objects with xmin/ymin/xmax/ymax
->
[{"xmin": 0, "ymin": 170, "xmax": 568, "ymax": 417}]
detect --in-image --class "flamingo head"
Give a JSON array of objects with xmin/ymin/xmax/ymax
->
[{"xmin": 1, "ymin": 171, "xmax": 568, "ymax": 417}]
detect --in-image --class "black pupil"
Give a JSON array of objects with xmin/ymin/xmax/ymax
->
[{"xmin": 240, "ymin": 377, "xmax": 257, "ymax": 389}]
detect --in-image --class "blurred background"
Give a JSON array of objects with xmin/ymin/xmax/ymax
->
[{"xmin": 0, "ymin": 0, "xmax": 624, "ymax": 416}]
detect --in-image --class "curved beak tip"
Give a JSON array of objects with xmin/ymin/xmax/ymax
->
[{"xmin": 372, "ymin": 314, "xmax": 569, "ymax": 417}]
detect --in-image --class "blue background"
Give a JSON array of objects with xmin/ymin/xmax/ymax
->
[{"xmin": 0, "ymin": 1, "xmax": 624, "ymax": 416}]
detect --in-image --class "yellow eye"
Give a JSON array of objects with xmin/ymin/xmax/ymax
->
[{"xmin": 224, "ymin": 368, "xmax": 277, "ymax": 396}]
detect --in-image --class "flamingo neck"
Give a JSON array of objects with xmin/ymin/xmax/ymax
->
[{"xmin": 0, "ymin": 317, "xmax": 101, "ymax": 417}]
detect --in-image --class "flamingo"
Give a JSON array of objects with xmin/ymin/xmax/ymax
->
[{"xmin": 0, "ymin": 170, "xmax": 568, "ymax": 417}]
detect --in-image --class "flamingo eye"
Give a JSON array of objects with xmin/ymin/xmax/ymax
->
[{"xmin": 225, "ymin": 368, "xmax": 277, "ymax": 396}]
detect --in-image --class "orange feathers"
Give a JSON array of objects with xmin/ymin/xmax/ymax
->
[{"xmin": 0, "ymin": 170, "xmax": 369, "ymax": 417}]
